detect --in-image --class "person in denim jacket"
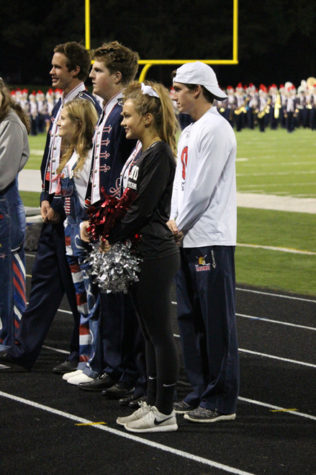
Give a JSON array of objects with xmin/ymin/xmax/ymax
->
[
  {"xmin": 0, "ymin": 78, "xmax": 30, "ymax": 347},
  {"xmin": 54, "ymin": 98, "xmax": 99, "ymax": 381}
]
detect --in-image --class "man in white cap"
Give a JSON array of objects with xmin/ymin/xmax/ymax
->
[{"xmin": 167, "ymin": 61, "xmax": 239, "ymax": 423}]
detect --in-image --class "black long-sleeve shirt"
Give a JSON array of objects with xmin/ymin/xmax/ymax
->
[{"xmin": 108, "ymin": 141, "xmax": 178, "ymax": 259}]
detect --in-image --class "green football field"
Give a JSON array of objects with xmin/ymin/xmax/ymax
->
[{"xmin": 22, "ymin": 128, "xmax": 316, "ymax": 297}]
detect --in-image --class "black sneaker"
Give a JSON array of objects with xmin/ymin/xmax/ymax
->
[
  {"xmin": 0, "ymin": 350, "xmax": 31, "ymax": 371},
  {"xmin": 119, "ymin": 393, "xmax": 145, "ymax": 407},
  {"xmin": 79, "ymin": 373, "xmax": 116, "ymax": 391},
  {"xmin": 173, "ymin": 400, "xmax": 197, "ymax": 414},
  {"xmin": 52, "ymin": 359, "xmax": 78, "ymax": 375},
  {"xmin": 184, "ymin": 407, "xmax": 236, "ymax": 423},
  {"xmin": 101, "ymin": 382, "xmax": 135, "ymax": 399}
]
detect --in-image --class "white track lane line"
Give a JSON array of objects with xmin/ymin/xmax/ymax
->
[
  {"xmin": 59, "ymin": 306, "xmax": 316, "ymax": 332},
  {"xmin": 39, "ymin": 304, "xmax": 316, "ymax": 333},
  {"xmin": 54, "ymin": 309, "xmax": 315, "ymax": 367},
  {"xmin": 42, "ymin": 345, "xmax": 69, "ymax": 354},
  {"xmin": 43, "ymin": 330, "xmax": 316, "ymax": 369},
  {"xmin": 237, "ymin": 313, "xmax": 316, "ymax": 331},
  {"xmin": 235, "ymin": 288, "xmax": 316, "ymax": 304},
  {"xmin": 25, "ymin": 254, "xmax": 316, "ymax": 305},
  {"xmin": 0, "ymin": 391, "xmax": 254, "ymax": 475},
  {"xmin": 238, "ymin": 348, "xmax": 316, "ymax": 369},
  {"xmin": 238, "ymin": 397, "xmax": 316, "ymax": 422}
]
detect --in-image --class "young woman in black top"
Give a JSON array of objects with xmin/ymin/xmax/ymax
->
[{"xmin": 104, "ymin": 81, "xmax": 180, "ymax": 432}]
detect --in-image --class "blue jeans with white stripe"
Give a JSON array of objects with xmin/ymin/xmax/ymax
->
[{"xmin": 0, "ymin": 179, "xmax": 26, "ymax": 347}]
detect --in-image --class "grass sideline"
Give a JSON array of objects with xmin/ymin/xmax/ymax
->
[{"xmin": 21, "ymin": 129, "xmax": 316, "ymax": 297}]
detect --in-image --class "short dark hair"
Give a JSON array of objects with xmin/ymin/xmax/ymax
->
[
  {"xmin": 54, "ymin": 42, "xmax": 91, "ymax": 81},
  {"xmin": 184, "ymin": 83, "xmax": 216, "ymax": 104},
  {"xmin": 93, "ymin": 41, "xmax": 139, "ymax": 85}
]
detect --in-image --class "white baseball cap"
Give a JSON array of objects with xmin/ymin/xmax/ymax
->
[{"xmin": 173, "ymin": 61, "xmax": 227, "ymax": 100}]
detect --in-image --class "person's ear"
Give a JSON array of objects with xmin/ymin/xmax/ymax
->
[
  {"xmin": 193, "ymin": 85, "xmax": 202, "ymax": 98},
  {"xmin": 144, "ymin": 112, "xmax": 153, "ymax": 127},
  {"xmin": 71, "ymin": 65, "xmax": 81, "ymax": 79},
  {"xmin": 112, "ymin": 71, "xmax": 122, "ymax": 84}
]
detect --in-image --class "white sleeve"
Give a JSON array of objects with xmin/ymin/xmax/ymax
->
[
  {"xmin": 175, "ymin": 126, "xmax": 230, "ymax": 232},
  {"xmin": 169, "ymin": 154, "xmax": 182, "ymax": 220}
]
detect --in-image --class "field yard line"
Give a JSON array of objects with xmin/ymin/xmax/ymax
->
[
  {"xmin": 237, "ymin": 313, "xmax": 316, "ymax": 331},
  {"xmin": 237, "ymin": 171, "xmax": 316, "ymax": 176},
  {"xmin": 0, "ymin": 391, "xmax": 254, "ymax": 475},
  {"xmin": 237, "ymin": 243, "xmax": 316, "ymax": 255},
  {"xmin": 237, "ymin": 192, "xmax": 316, "ymax": 213},
  {"xmin": 20, "ymin": 169, "xmax": 316, "ymax": 213}
]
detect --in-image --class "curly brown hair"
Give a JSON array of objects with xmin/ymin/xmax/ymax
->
[
  {"xmin": 54, "ymin": 42, "xmax": 91, "ymax": 81},
  {"xmin": 92, "ymin": 41, "xmax": 139, "ymax": 85}
]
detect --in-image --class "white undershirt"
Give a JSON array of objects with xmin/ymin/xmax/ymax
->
[{"xmin": 63, "ymin": 150, "xmax": 93, "ymax": 208}]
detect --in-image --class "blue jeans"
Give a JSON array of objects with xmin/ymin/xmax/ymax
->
[{"xmin": 0, "ymin": 179, "xmax": 26, "ymax": 346}]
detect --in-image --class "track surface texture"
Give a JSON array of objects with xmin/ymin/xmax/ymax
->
[{"xmin": 0, "ymin": 252, "xmax": 315, "ymax": 475}]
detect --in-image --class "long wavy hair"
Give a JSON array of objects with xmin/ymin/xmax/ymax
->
[
  {"xmin": 0, "ymin": 78, "xmax": 30, "ymax": 133},
  {"xmin": 57, "ymin": 98, "xmax": 98, "ymax": 176},
  {"xmin": 122, "ymin": 80, "xmax": 179, "ymax": 157}
]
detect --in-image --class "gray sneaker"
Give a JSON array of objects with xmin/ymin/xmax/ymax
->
[
  {"xmin": 173, "ymin": 400, "xmax": 197, "ymax": 414},
  {"xmin": 124, "ymin": 406, "xmax": 178, "ymax": 433},
  {"xmin": 184, "ymin": 407, "xmax": 236, "ymax": 423},
  {"xmin": 116, "ymin": 401, "xmax": 151, "ymax": 426}
]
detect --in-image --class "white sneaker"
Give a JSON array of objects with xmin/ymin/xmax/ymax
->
[
  {"xmin": 62, "ymin": 369, "xmax": 82, "ymax": 381},
  {"xmin": 67, "ymin": 373, "xmax": 94, "ymax": 385},
  {"xmin": 124, "ymin": 406, "xmax": 178, "ymax": 433},
  {"xmin": 116, "ymin": 401, "xmax": 151, "ymax": 426}
]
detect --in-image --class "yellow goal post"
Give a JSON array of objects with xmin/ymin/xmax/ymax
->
[{"xmin": 85, "ymin": 0, "xmax": 238, "ymax": 81}]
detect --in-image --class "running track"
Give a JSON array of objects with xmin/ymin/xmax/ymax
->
[{"xmin": 0, "ymin": 252, "xmax": 315, "ymax": 474}]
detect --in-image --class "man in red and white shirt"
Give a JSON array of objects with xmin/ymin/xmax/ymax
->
[{"xmin": 168, "ymin": 61, "xmax": 239, "ymax": 424}]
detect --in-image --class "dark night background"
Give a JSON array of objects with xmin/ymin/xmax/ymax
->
[{"xmin": 1, "ymin": 0, "xmax": 315, "ymax": 89}]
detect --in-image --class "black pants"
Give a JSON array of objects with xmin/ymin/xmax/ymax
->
[{"xmin": 132, "ymin": 252, "xmax": 180, "ymax": 413}]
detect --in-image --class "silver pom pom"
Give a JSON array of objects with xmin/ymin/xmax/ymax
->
[{"xmin": 86, "ymin": 240, "xmax": 142, "ymax": 293}]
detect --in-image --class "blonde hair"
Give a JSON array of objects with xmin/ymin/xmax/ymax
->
[
  {"xmin": 0, "ymin": 78, "xmax": 30, "ymax": 133},
  {"xmin": 122, "ymin": 81, "xmax": 179, "ymax": 156},
  {"xmin": 57, "ymin": 98, "xmax": 98, "ymax": 175}
]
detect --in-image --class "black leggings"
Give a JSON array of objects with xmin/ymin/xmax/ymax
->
[{"xmin": 132, "ymin": 252, "xmax": 180, "ymax": 413}]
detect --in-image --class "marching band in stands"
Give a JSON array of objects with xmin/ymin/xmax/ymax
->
[{"xmin": 9, "ymin": 76, "xmax": 316, "ymax": 134}]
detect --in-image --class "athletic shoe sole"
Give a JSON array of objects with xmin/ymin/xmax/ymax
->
[
  {"xmin": 174, "ymin": 407, "xmax": 197, "ymax": 414},
  {"xmin": 124, "ymin": 423, "xmax": 178, "ymax": 433},
  {"xmin": 184, "ymin": 413, "xmax": 236, "ymax": 423}
]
